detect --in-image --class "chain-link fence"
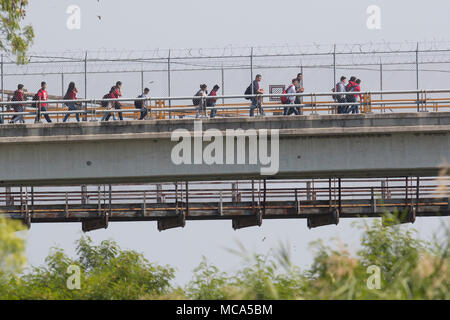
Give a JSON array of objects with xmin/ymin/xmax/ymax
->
[{"xmin": 2, "ymin": 41, "xmax": 450, "ymax": 120}]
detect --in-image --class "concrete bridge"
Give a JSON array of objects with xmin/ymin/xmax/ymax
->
[{"xmin": 0, "ymin": 112, "xmax": 450, "ymax": 186}]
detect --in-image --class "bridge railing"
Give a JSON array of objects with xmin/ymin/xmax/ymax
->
[
  {"xmin": 1, "ymin": 177, "xmax": 449, "ymax": 206},
  {"xmin": 1, "ymin": 88, "xmax": 450, "ymax": 122}
]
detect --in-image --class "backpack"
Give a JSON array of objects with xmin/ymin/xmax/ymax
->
[
  {"xmin": 206, "ymin": 91, "xmax": 216, "ymax": 107},
  {"xmin": 244, "ymin": 84, "xmax": 253, "ymax": 100},
  {"xmin": 346, "ymin": 82, "xmax": 356, "ymax": 92},
  {"xmin": 192, "ymin": 90, "xmax": 202, "ymax": 106},
  {"xmin": 280, "ymin": 85, "xmax": 294, "ymax": 104},
  {"xmin": 331, "ymin": 83, "xmax": 340, "ymax": 100},
  {"xmin": 63, "ymin": 91, "xmax": 71, "ymax": 107},
  {"xmin": 101, "ymin": 93, "xmax": 110, "ymax": 108},
  {"xmin": 11, "ymin": 91, "xmax": 19, "ymax": 102},
  {"xmin": 31, "ymin": 93, "xmax": 40, "ymax": 109},
  {"xmin": 134, "ymin": 94, "xmax": 145, "ymax": 109}
]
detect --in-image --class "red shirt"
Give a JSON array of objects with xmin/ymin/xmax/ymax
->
[
  {"xmin": 347, "ymin": 81, "xmax": 361, "ymax": 100},
  {"xmin": 66, "ymin": 90, "xmax": 77, "ymax": 100},
  {"xmin": 209, "ymin": 90, "xmax": 217, "ymax": 104},
  {"xmin": 13, "ymin": 90, "xmax": 24, "ymax": 102},
  {"xmin": 37, "ymin": 89, "xmax": 48, "ymax": 107},
  {"xmin": 111, "ymin": 88, "xmax": 121, "ymax": 99},
  {"xmin": 13, "ymin": 90, "xmax": 24, "ymax": 110},
  {"xmin": 354, "ymin": 84, "xmax": 362, "ymax": 100}
]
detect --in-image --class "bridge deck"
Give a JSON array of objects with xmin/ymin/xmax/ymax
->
[{"xmin": 2, "ymin": 178, "xmax": 449, "ymax": 231}]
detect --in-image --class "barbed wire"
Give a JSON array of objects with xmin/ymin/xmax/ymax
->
[{"xmin": 2, "ymin": 40, "xmax": 450, "ymax": 75}]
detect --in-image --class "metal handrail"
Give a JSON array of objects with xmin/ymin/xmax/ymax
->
[{"xmin": 1, "ymin": 88, "xmax": 450, "ymax": 119}]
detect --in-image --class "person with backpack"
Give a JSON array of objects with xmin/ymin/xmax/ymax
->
[
  {"xmin": 112, "ymin": 81, "xmax": 124, "ymax": 121},
  {"xmin": 194, "ymin": 84, "xmax": 208, "ymax": 118},
  {"xmin": 35, "ymin": 81, "xmax": 52, "ymax": 123},
  {"xmin": 247, "ymin": 74, "xmax": 265, "ymax": 117},
  {"xmin": 9, "ymin": 84, "xmax": 26, "ymax": 124},
  {"xmin": 344, "ymin": 77, "xmax": 357, "ymax": 114},
  {"xmin": 294, "ymin": 73, "xmax": 305, "ymax": 115},
  {"xmin": 62, "ymin": 82, "xmax": 81, "ymax": 122},
  {"xmin": 135, "ymin": 87, "xmax": 150, "ymax": 120},
  {"xmin": 282, "ymin": 79, "xmax": 299, "ymax": 115},
  {"xmin": 101, "ymin": 86, "xmax": 119, "ymax": 121},
  {"xmin": 346, "ymin": 78, "xmax": 361, "ymax": 114},
  {"xmin": 207, "ymin": 85, "xmax": 220, "ymax": 118},
  {"xmin": 333, "ymin": 76, "xmax": 347, "ymax": 114}
]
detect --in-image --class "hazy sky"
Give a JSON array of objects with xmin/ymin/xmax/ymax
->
[
  {"xmin": 26, "ymin": 0, "xmax": 450, "ymax": 51},
  {"xmin": 15, "ymin": 0, "xmax": 450, "ymax": 285}
]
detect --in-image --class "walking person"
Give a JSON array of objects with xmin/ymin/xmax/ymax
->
[
  {"xmin": 249, "ymin": 74, "xmax": 265, "ymax": 117},
  {"xmin": 9, "ymin": 84, "xmax": 26, "ymax": 124},
  {"xmin": 344, "ymin": 77, "xmax": 357, "ymax": 114},
  {"xmin": 113, "ymin": 81, "xmax": 124, "ymax": 121},
  {"xmin": 294, "ymin": 73, "xmax": 305, "ymax": 115},
  {"xmin": 334, "ymin": 76, "xmax": 347, "ymax": 114},
  {"xmin": 101, "ymin": 86, "xmax": 118, "ymax": 122},
  {"xmin": 135, "ymin": 87, "xmax": 150, "ymax": 120},
  {"xmin": 283, "ymin": 79, "xmax": 299, "ymax": 115},
  {"xmin": 194, "ymin": 84, "xmax": 208, "ymax": 118},
  {"xmin": 62, "ymin": 82, "xmax": 81, "ymax": 122},
  {"xmin": 208, "ymin": 85, "xmax": 220, "ymax": 118},
  {"xmin": 347, "ymin": 78, "xmax": 361, "ymax": 114},
  {"xmin": 35, "ymin": 81, "xmax": 52, "ymax": 123}
]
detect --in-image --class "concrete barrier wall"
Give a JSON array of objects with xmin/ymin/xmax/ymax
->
[{"xmin": 0, "ymin": 113, "xmax": 449, "ymax": 186}]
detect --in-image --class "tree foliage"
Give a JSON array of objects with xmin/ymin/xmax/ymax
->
[
  {"xmin": 0, "ymin": 214, "xmax": 448, "ymax": 300},
  {"xmin": 0, "ymin": 0, "xmax": 34, "ymax": 63},
  {"xmin": 0, "ymin": 216, "xmax": 26, "ymax": 274},
  {"xmin": 0, "ymin": 234, "xmax": 175, "ymax": 300}
]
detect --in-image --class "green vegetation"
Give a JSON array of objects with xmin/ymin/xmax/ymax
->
[
  {"xmin": 0, "ymin": 0, "xmax": 34, "ymax": 63},
  {"xmin": 0, "ymin": 214, "xmax": 448, "ymax": 300}
]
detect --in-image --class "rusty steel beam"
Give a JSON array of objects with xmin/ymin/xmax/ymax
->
[
  {"xmin": 82, "ymin": 216, "xmax": 109, "ymax": 232},
  {"xmin": 232, "ymin": 210, "xmax": 263, "ymax": 230},
  {"xmin": 157, "ymin": 212, "xmax": 186, "ymax": 231},
  {"xmin": 307, "ymin": 208, "xmax": 339, "ymax": 229}
]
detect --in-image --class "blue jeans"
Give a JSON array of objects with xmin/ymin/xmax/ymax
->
[
  {"xmin": 209, "ymin": 103, "xmax": 217, "ymax": 118},
  {"xmin": 250, "ymin": 100, "xmax": 264, "ymax": 117},
  {"xmin": 283, "ymin": 102, "xmax": 299, "ymax": 115},
  {"xmin": 348, "ymin": 105, "xmax": 359, "ymax": 114},
  {"xmin": 10, "ymin": 105, "xmax": 25, "ymax": 123},
  {"xmin": 336, "ymin": 97, "xmax": 346, "ymax": 114},
  {"xmin": 139, "ymin": 107, "xmax": 148, "ymax": 120},
  {"xmin": 346, "ymin": 96, "xmax": 358, "ymax": 114},
  {"xmin": 196, "ymin": 100, "xmax": 206, "ymax": 118},
  {"xmin": 63, "ymin": 103, "xmax": 81, "ymax": 122},
  {"xmin": 36, "ymin": 106, "xmax": 52, "ymax": 123},
  {"xmin": 102, "ymin": 102, "xmax": 123, "ymax": 121}
]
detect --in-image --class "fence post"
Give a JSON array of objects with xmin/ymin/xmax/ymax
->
[
  {"xmin": 250, "ymin": 47, "xmax": 254, "ymax": 93},
  {"xmin": 221, "ymin": 66, "xmax": 225, "ymax": 106},
  {"xmin": 168, "ymin": 50, "xmax": 171, "ymax": 119},
  {"xmin": 333, "ymin": 44, "xmax": 336, "ymax": 88},
  {"xmin": 5, "ymin": 187, "xmax": 11, "ymax": 206},
  {"xmin": 61, "ymin": 72, "xmax": 65, "ymax": 97},
  {"xmin": 306, "ymin": 181, "xmax": 312, "ymax": 201},
  {"xmin": 380, "ymin": 59, "xmax": 383, "ymax": 112},
  {"xmin": 416, "ymin": 42, "xmax": 420, "ymax": 112},
  {"xmin": 84, "ymin": 51, "xmax": 88, "ymax": 121},
  {"xmin": 81, "ymin": 185, "xmax": 87, "ymax": 205},
  {"xmin": 141, "ymin": 66, "xmax": 144, "ymax": 93}
]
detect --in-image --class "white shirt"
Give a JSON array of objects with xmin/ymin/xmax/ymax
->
[
  {"xmin": 140, "ymin": 93, "xmax": 150, "ymax": 108},
  {"xmin": 286, "ymin": 84, "xmax": 296, "ymax": 103}
]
